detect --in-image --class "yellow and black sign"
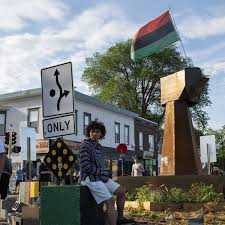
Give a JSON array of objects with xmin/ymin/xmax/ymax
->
[{"xmin": 43, "ymin": 138, "xmax": 76, "ymax": 181}]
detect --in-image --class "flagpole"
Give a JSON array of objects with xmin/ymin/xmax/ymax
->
[{"xmin": 168, "ymin": 5, "xmax": 187, "ymax": 59}]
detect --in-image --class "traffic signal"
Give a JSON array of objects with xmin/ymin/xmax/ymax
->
[
  {"xmin": 5, "ymin": 132, "xmax": 10, "ymax": 145},
  {"xmin": 12, "ymin": 132, "xmax": 17, "ymax": 145},
  {"xmin": 12, "ymin": 146, "xmax": 21, "ymax": 153}
]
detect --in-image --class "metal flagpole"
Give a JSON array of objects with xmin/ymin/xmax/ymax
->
[{"xmin": 168, "ymin": 3, "xmax": 187, "ymax": 59}]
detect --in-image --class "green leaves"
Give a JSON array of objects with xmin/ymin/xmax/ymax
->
[{"xmin": 125, "ymin": 183, "xmax": 224, "ymax": 203}]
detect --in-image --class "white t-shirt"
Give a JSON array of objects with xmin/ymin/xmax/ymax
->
[
  {"xmin": 0, "ymin": 139, "xmax": 5, "ymax": 154},
  {"xmin": 131, "ymin": 163, "xmax": 144, "ymax": 176}
]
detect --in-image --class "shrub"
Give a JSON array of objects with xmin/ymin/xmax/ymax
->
[
  {"xmin": 125, "ymin": 183, "xmax": 224, "ymax": 203},
  {"xmin": 135, "ymin": 185, "xmax": 152, "ymax": 202},
  {"xmin": 160, "ymin": 185, "xmax": 187, "ymax": 203},
  {"xmin": 135, "ymin": 185, "xmax": 165, "ymax": 202},
  {"xmin": 125, "ymin": 191, "xmax": 136, "ymax": 201},
  {"xmin": 187, "ymin": 183, "xmax": 224, "ymax": 203}
]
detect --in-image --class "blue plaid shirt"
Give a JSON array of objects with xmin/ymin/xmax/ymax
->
[{"xmin": 79, "ymin": 138, "xmax": 109, "ymax": 183}]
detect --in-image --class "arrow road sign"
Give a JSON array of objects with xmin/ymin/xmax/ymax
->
[
  {"xmin": 41, "ymin": 62, "xmax": 74, "ymax": 118},
  {"xmin": 43, "ymin": 114, "xmax": 75, "ymax": 138}
]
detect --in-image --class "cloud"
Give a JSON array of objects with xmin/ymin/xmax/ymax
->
[
  {"xmin": 0, "ymin": 2, "xmax": 136, "ymax": 94},
  {"xmin": 177, "ymin": 13, "xmax": 225, "ymax": 40},
  {"xmin": 206, "ymin": 61, "xmax": 225, "ymax": 75},
  {"xmin": 0, "ymin": 0, "xmax": 67, "ymax": 31},
  {"xmin": 188, "ymin": 42, "xmax": 225, "ymax": 59}
]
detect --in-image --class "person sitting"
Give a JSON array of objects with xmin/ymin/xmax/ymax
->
[{"xmin": 79, "ymin": 121, "xmax": 135, "ymax": 225}]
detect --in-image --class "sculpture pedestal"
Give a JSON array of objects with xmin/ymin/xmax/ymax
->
[{"xmin": 160, "ymin": 101, "xmax": 202, "ymax": 175}]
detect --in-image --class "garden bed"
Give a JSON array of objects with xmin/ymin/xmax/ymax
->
[
  {"xmin": 183, "ymin": 202, "xmax": 225, "ymax": 212},
  {"xmin": 125, "ymin": 201, "xmax": 183, "ymax": 211},
  {"xmin": 125, "ymin": 201, "xmax": 225, "ymax": 212},
  {"xmin": 125, "ymin": 182, "xmax": 225, "ymax": 212}
]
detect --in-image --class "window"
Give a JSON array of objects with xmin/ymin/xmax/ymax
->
[
  {"xmin": 148, "ymin": 135, "xmax": 154, "ymax": 151},
  {"xmin": 75, "ymin": 110, "xmax": 78, "ymax": 135},
  {"xmin": 139, "ymin": 132, "xmax": 143, "ymax": 150},
  {"xmin": 124, "ymin": 125, "xmax": 129, "ymax": 145},
  {"xmin": 28, "ymin": 108, "xmax": 39, "ymax": 133},
  {"xmin": 0, "ymin": 112, "xmax": 6, "ymax": 136},
  {"xmin": 83, "ymin": 112, "xmax": 91, "ymax": 135},
  {"xmin": 115, "ymin": 122, "xmax": 120, "ymax": 143}
]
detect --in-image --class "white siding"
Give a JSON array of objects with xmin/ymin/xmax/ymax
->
[{"xmin": 0, "ymin": 95, "xmax": 135, "ymax": 150}]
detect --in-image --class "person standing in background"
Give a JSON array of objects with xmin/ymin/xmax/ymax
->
[
  {"xmin": 0, "ymin": 139, "xmax": 5, "ymax": 181},
  {"xmin": 131, "ymin": 157, "xmax": 145, "ymax": 176},
  {"xmin": 0, "ymin": 155, "xmax": 12, "ymax": 199},
  {"xmin": 14, "ymin": 165, "xmax": 23, "ymax": 194}
]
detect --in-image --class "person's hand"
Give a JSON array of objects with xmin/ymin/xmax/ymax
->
[{"xmin": 137, "ymin": 165, "xmax": 144, "ymax": 172}]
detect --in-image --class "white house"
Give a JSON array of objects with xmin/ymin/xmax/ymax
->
[{"xmin": 0, "ymin": 88, "xmax": 139, "ymax": 181}]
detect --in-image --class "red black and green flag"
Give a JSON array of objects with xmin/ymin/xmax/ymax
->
[{"xmin": 131, "ymin": 11, "xmax": 180, "ymax": 62}]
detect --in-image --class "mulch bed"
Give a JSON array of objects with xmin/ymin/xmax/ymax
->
[{"xmin": 125, "ymin": 209, "xmax": 225, "ymax": 224}]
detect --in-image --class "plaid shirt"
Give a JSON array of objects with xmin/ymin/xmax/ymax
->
[{"xmin": 79, "ymin": 138, "xmax": 108, "ymax": 183}]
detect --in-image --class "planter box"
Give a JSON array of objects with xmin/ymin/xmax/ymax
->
[
  {"xmin": 125, "ymin": 201, "xmax": 182, "ymax": 211},
  {"xmin": 183, "ymin": 203, "xmax": 204, "ymax": 211},
  {"xmin": 125, "ymin": 201, "xmax": 225, "ymax": 212},
  {"xmin": 183, "ymin": 202, "xmax": 225, "ymax": 212},
  {"xmin": 150, "ymin": 202, "xmax": 183, "ymax": 211},
  {"xmin": 125, "ymin": 201, "xmax": 154, "ymax": 211}
]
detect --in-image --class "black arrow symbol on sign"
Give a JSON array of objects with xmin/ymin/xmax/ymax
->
[{"xmin": 53, "ymin": 69, "xmax": 70, "ymax": 111}]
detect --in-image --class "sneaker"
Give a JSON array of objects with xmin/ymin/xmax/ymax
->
[{"xmin": 117, "ymin": 217, "xmax": 136, "ymax": 225}]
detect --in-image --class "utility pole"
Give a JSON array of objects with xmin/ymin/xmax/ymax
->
[{"xmin": 221, "ymin": 134, "xmax": 225, "ymax": 172}]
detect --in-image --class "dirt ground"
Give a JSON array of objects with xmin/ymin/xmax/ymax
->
[{"xmin": 125, "ymin": 209, "xmax": 225, "ymax": 225}]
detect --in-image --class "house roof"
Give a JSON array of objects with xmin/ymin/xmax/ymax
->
[
  {"xmin": 136, "ymin": 116, "xmax": 158, "ymax": 126},
  {"xmin": 0, "ymin": 88, "xmax": 138, "ymax": 118}
]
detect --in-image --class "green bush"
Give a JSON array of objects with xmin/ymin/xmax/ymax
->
[
  {"xmin": 135, "ymin": 185, "xmax": 152, "ymax": 202},
  {"xmin": 134, "ymin": 185, "xmax": 165, "ymax": 202},
  {"xmin": 125, "ymin": 191, "xmax": 136, "ymax": 201},
  {"xmin": 148, "ymin": 190, "xmax": 165, "ymax": 202},
  {"xmin": 125, "ymin": 183, "xmax": 224, "ymax": 203},
  {"xmin": 160, "ymin": 185, "xmax": 187, "ymax": 203},
  {"xmin": 187, "ymin": 183, "xmax": 224, "ymax": 203}
]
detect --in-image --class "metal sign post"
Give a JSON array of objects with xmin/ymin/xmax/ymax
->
[
  {"xmin": 117, "ymin": 144, "xmax": 127, "ymax": 176},
  {"xmin": 20, "ymin": 128, "xmax": 36, "ymax": 162},
  {"xmin": 27, "ymin": 137, "xmax": 32, "ymax": 181},
  {"xmin": 207, "ymin": 144, "xmax": 211, "ymax": 175},
  {"xmin": 120, "ymin": 154, "xmax": 124, "ymax": 176}
]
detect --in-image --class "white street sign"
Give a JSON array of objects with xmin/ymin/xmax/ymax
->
[
  {"xmin": 20, "ymin": 127, "xmax": 36, "ymax": 161},
  {"xmin": 200, "ymin": 135, "xmax": 217, "ymax": 163},
  {"xmin": 41, "ymin": 62, "xmax": 74, "ymax": 118},
  {"xmin": 43, "ymin": 114, "xmax": 75, "ymax": 138}
]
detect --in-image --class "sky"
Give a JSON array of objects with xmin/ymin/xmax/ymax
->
[{"xmin": 0, "ymin": 0, "xmax": 225, "ymax": 129}]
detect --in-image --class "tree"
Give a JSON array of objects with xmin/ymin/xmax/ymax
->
[
  {"xmin": 207, "ymin": 126, "xmax": 225, "ymax": 170},
  {"xmin": 82, "ymin": 39, "xmax": 211, "ymax": 130}
]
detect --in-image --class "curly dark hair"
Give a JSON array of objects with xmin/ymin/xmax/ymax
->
[{"xmin": 86, "ymin": 121, "xmax": 106, "ymax": 139}]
